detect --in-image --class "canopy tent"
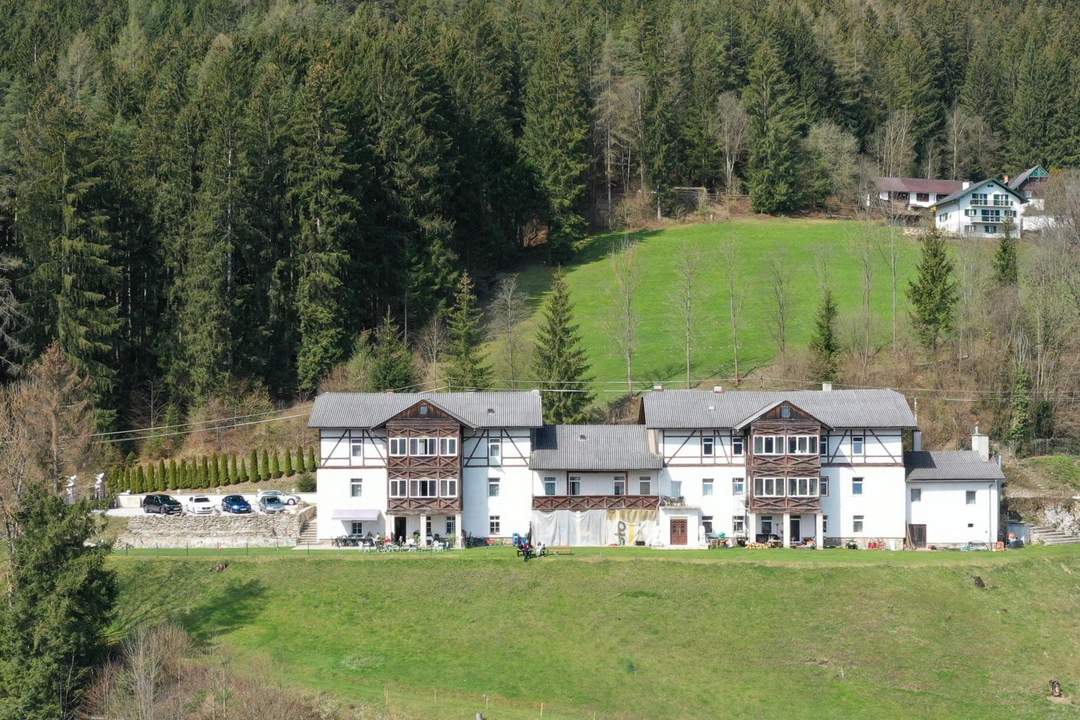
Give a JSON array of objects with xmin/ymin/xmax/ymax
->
[{"xmin": 531, "ymin": 509, "xmax": 661, "ymax": 547}]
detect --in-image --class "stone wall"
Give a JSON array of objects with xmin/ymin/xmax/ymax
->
[
  {"xmin": 1035, "ymin": 501, "xmax": 1080, "ymax": 535},
  {"xmin": 119, "ymin": 506, "xmax": 315, "ymax": 548}
]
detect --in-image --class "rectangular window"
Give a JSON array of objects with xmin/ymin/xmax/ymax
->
[
  {"xmin": 350, "ymin": 436, "xmax": 364, "ymax": 459},
  {"xmin": 543, "ymin": 478, "xmax": 556, "ymax": 496},
  {"xmin": 439, "ymin": 437, "xmax": 458, "ymax": 456},
  {"xmin": 569, "ymin": 477, "xmax": 581, "ymax": 496},
  {"xmin": 489, "ymin": 515, "xmax": 500, "ymax": 535},
  {"xmin": 670, "ymin": 480, "xmax": 683, "ymax": 498},
  {"xmin": 852, "ymin": 478, "xmax": 863, "ymax": 495},
  {"xmin": 753, "ymin": 477, "xmax": 785, "ymax": 497},
  {"xmin": 819, "ymin": 478, "xmax": 829, "ymax": 497},
  {"xmin": 613, "ymin": 478, "xmax": 625, "ymax": 496},
  {"xmin": 917, "ymin": 192, "xmax": 929, "ymax": 202},
  {"xmin": 409, "ymin": 479, "xmax": 437, "ymax": 497},
  {"xmin": 822, "ymin": 515, "xmax": 829, "ymax": 533},
  {"xmin": 639, "ymin": 477, "xmax": 651, "ymax": 495},
  {"xmin": 732, "ymin": 436, "xmax": 744, "ymax": 456},
  {"xmin": 971, "ymin": 192, "xmax": 988, "ymax": 205},
  {"xmin": 910, "ymin": 488, "xmax": 921, "ymax": 502},
  {"xmin": 853, "ymin": 515, "xmax": 864, "ymax": 533},
  {"xmin": 851, "ymin": 435, "xmax": 864, "ymax": 457},
  {"xmin": 389, "ymin": 437, "xmax": 407, "ymax": 456},
  {"xmin": 350, "ymin": 521, "xmax": 364, "ymax": 536},
  {"xmin": 425, "ymin": 516, "xmax": 431, "ymax": 537},
  {"xmin": 732, "ymin": 515, "xmax": 745, "ymax": 534},
  {"xmin": 350, "ymin": 478, "xmax": 362, "ymax": 498},
  {"xmin": 445, "ymin": 517, "xmax": 456, "ymax": 536},
  {"xmin": 820, "ymin": 435, "xmax": 828, "ymax": 458},
  {"xmin": 488, "ymin": 477, "xmax": 500, "ymax": 497},
  {"xmin": 966, "ymin": 490, "xmax": 976, "ymax": 505},
  {"xmin": 702, "ymin": 436, "xmax": 714, "ymax": 457},
  {"xmin": 409, "ymin": 437, "xmax": 436, "ymax": 456},
  {"xmin": 389, "ymin": 479, "xmax": 407, "ymax": 497},
  {"xmin": 732, "ymin": 477, "xmax": 745, "ymax": 495},
  {"xmin": 787, "ymin": 477, "xmax": 818, "ymax": 497},
  {"xmin": 702, "ymin": 516, "xmax": 714, "ymax": 534},
  {"xmin": 702, "ymin": 479, "xmax": 714, "ymax": 496},
  {"xmin": 488, "ymin": 438, "xmax": 502, "ymax": 465},
  {"xmin": 787, "ymin": 435, "xmax": 817, "ymax": 455},
  {"xmin": 753, "ymin": 435, "xmax": 784, "ymax": 455},
  {"xmin": 439, "ymin": 478, "xmax": 457, "ymax": 496}
]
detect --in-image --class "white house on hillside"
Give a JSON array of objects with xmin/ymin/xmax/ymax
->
[
  {"xmin": 931, "ymin": 178, "xmax": 1027, "ymax": 238},
  {"xmin": 871, "ymin": 177, "xmax": 965, "ymax": 211},
  {"xmin": 309, "ymin": 387, "xmax": 1003, "ymax": 549},
  {"xmin": 1008, "ymin": 165, "xmax": 1052, "ymax": 232}
]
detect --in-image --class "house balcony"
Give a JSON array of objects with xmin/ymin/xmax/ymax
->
[
  {"xmin": 747, "ymin": 495, "xmax": 821, "ymax": 513},
  {"xmin": 388, "ymin": 496, "xmax": 463, "ymax": 514},
  {"xmin": 532, "ymin": 494, "xmax": 659, "ymax": 512}
]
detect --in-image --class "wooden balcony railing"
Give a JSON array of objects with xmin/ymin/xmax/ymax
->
[
  {"xmin": 388, "ymin": 497, "xmax": 463, "ymax": 514},
  {"xmin": 532, "ymin": 495, "xmax": 659, "ymax": 512}
]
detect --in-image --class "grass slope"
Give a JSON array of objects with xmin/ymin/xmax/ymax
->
[
  {"xmin": 489, "ymin": 218, "xmax": 925, "ymax": 394},
  {"xmin": 1007, "ymin": 455, "xmax": 1080, "ymax": 496},
  {"xmin": 111, "ymin": 545, "xmax": 1080, "ymax": 719}
]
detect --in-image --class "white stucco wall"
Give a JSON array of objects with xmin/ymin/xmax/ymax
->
[
  {"xmin": 907, "ymin": 481, "xmax": 1000, "ymax": 545},
  {"xmin": 818, "ymin": 465, "xmax": 907, "ymax": 545},
  {"xmin": 934, "ymin": 181, "xmax": 1022, "ymax": 238},
  {"xmin": 315, "ymin": 466, "xmax": 388, "ymax": 540}
]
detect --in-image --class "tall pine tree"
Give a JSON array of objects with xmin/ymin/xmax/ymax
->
[
  {"xmin": 533, "ymin": 269, "xmax": 593, "ymax": 424},
  {"xmin": 808, "ymin": 287, "xmax": 839, "ymax": 382},
  {"xmin": 444, "ymin": 272, "xmax": 491, "ymax": 390},
  {"xmin": 370, "ymin": 309, "xmax": 416, "ymax": 391},
  {"xmin": 907, "ymin": 229, "xmax": 957, "ymax": 352},
  {"xmin": 744, "ymin": 42, "xmax": 804, "ymax": 213}
]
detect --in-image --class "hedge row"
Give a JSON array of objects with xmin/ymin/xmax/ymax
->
[{"xmin": 113, "ymin": 447, "xmax": 318, "ymax": 494}]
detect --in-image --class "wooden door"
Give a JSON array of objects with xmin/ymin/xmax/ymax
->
[
  {"xmin": 670, "ymin": 518, "xmax": 688, "ymax": 546},
  {"xmin": 908, "ymin": 524, "xmax": 927, "ymax": 548}
]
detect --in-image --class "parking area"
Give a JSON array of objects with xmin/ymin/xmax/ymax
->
[{"xmin": 109, "ymin": 491, "xmax": 314, "ymax": 518}]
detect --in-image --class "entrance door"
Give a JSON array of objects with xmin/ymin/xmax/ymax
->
[
  {"xmin": 394, "ymin": 516, "xmax": 408, "ymax": 543},
  {"xmin": 789, "ymin": 516, "xmax": 801, "ymax": 544},
  {"xmin": 670, "ymin": 518, "xmax": 688, "ymax": 546},
  {"xmin": 908, "ymin": 523, "xmax": 927, "ymax": 549}
]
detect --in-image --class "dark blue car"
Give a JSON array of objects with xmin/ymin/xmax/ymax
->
[{"xmin": 221, "ymin": 494, "xmax": 252, "ymax": 514}]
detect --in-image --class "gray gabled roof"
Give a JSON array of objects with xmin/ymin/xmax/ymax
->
[
  {"xmin": 876, "ymin": 176, "xmax": 964, "ymax": 195},
  {"xmin": 1008, "ymin": 165, "xmax": 1048, "ymax": 190},
  {"xmin": 930, "ymin": 178, "xmax": 1027, "ymax": 208},
  {"xmin": 530, "ymin": 424, "xmax": 662, "ymax": 470},
  {"xmin": 905, "ymin": 450, "xmax": 1005, "ymax": 482},
  {"xmin": 642, "ymin": 389, "xmax": 916, "ymax": 429},
  {"xmin": 308, "ymin": 391, "xmax": 544, "ymax": 429}
]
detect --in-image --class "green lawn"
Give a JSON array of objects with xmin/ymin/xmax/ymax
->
[
  {"xmin": 110, "ymin": 545, "xmax": 1080, "ymax": 719},
  {"xmin": 488, "ymin": 218, "xmax": 928, "ymax": 395}
]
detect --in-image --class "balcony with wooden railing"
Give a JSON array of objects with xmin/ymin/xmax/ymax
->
[{"xmin": 532, "ymin": 494, "xmax": 659, "ymax": 512}]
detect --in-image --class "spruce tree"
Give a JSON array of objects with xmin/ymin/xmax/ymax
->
[
  {"xmin": 1007, "ymin": 363, "xmax": 1033, "ymax": 453},
  {"xmin": 744, "ymin": 42, "xmax": 804, "ymax": 213},
  {"xmin": 992, "ymin": 222, "xmax": 1019, "ymax": 286},
  {"xmin": 289, "ymin": 58, "xmax": 357, "ymax": 393},
  {"xmin": 284, "ymin": 447, "xmax": 295, "ymax": 477},
  {"xmin": 907, "ymin": 229, "xmax": 957, "ymax": 352},
  {"xmin": 445, "ymin": 273, "xmax": 492, "ymax": 390},
  {"xmin": 808, "ymin": 288, "xmax": 839, "ymax": 382},
  {"xmin": 533, "ymin": 269, "xmax": 593, "ymax": 423},
  {"xmin": 0, "ymin": 482, "xmax": 115, "ymax": 719},
  {"xmin": 521, "ymin": 6, "xmax": 589, "ymax": 261},
  {"xmin": 370, "ymin": 309, "xmax": 416, "ymax": 391}
]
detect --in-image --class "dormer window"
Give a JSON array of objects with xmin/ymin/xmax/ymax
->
[{"xmin": 419, "ymin": 404, "xmax": 429, "ymax": 415}]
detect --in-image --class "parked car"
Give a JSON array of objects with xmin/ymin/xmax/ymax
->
[
  {"xmin": 258, "ymin": 495, "xmax": 286, "ymax": 514},
  {"xmin": 256, "ymin": 489, "xmax": 300, "ymax": 506},
  {"xmin": 185, "ymin": 496, "xmax": 216, "ymax": 515},
  {"xmin": 221, "ymin": 494, "xmax": 252, "ymax": 514},
  {"xmin": 142, "ymin": 494, "xmax": 182, "ymax": 515}
]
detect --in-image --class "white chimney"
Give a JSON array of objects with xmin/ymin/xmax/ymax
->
[
  {"xmin": 712, "ymin": 385, "xmax": 723, "ymax": 393},
  {"xmin": 962, "ymin": 181, "xmax": 971, "ymax": 190},
  {"xmin": 821, "ymin": 382, "xmax": 832, "ymax": 392},
  {"xmin": 653, "ymin": 384, "xmax": 663, "ymax": 391},
  {"xmin": 971, "ymin": 425, "xmax": 990, "ymax": 462},
  {"xmin": 912, "ymin": 430, "xmax": 922, "ymax": 451}
]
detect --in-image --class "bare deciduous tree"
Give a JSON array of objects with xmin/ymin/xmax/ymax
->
[
  {"xmin": 872, "ymin": 109, "xmax": 914, "ymax": 178},
  {"xmin": 723, "ymin": 237, "xmax": 743, "ymax": 384},
  {"xmin": 715, "ymin": 92, "xmax": 749, "ymax": 194},
  {"xmin": 768, "ymin": 251, "xmax": 791, "ymax": 358},
  {"xmin": 608, "ymin": 235, "xmax": 640, "ymax": 394},
  {"xmin": 875, "ymin": 222, "xmax": 902, "ymax": 351},
  {"xmin": 669, "ymin": 240, "xmax": 702, "ymax": 388},
  {"xmin": 852, "ymin": 227, "xmax": 875, "ymax": 366},
  {"xmin": 416, "ymin": 314, "xmax": 447, "ymax": 388},
  {"xmin": 490, "ymin": 274, "xmax": 527, "ymax": 388}
]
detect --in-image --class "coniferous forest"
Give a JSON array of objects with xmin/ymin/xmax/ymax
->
[{"xmin": 0, "ymin": 0, "xmax": 1078, "ymax": 429}]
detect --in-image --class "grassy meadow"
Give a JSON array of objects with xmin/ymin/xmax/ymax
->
[
  {"xmin": 488, "ymin": 218, "xmax": 925, "ymax": 394},
  {"xmin": 110, "ymin": 544, "xmax": 1080, "ymax": 720}
]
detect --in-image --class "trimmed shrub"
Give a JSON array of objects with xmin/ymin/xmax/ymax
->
[
  {"xmin": 135, "ymin": 465, "xmax": 146, "ymax": 494},
  {"xmin": 284, "ymin": 447, "xmax": 295, "ymax": 477},
  {"xmin": 306, "ymin": 447, "xmax": 317, "ymax": 472},
  {"xmin": 270, "ymin": 450, "xmax": 282, "ymax": 479},
  {"xmin": 296, "ymin": 471, "xmax": 316, "ymax": 492},
  {"xmin": 259, "ymin": 449, "xmax": 270, "ymax": 482},
  {"xmin": 249, "ymin": 450, "xmax": 259, "ymax": 483}
]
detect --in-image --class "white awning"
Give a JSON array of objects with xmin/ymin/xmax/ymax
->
[{"xmin": 331, "ymin": 509, "xmax": 381, "ymax": 521}]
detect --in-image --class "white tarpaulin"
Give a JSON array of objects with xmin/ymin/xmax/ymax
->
[{"xmin": 531, "ymin": 509, "xmax": 660, "ymax": 547}]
